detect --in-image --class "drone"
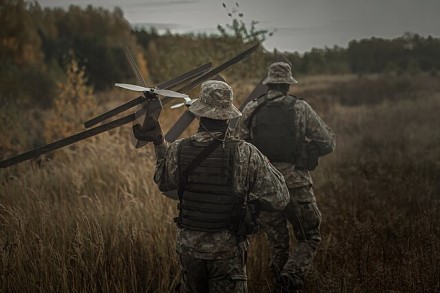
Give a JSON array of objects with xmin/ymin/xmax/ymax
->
[{"xmin": 0, "ymin": 43, "xmax": 261, "ymax": 168}]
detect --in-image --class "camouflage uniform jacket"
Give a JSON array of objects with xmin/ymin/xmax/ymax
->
[
  {"xmin": 236, "ymin": 89, "xmax": 336, "ymax": 190},
  {"xmin": 153, "ymin": 131, "xmax": 289, "ymax": 260}
]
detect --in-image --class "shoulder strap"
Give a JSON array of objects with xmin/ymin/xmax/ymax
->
[
  {"xmin": 285, "ymin": 95, "xmax": 298, "ymax": 109},
  {"xmin": 248, "ymin": 93, "xmax": 285, "ymax": 127},
  {"xmin": 177, "ymin": 138, "xmax": 223, "ymax": 201}
]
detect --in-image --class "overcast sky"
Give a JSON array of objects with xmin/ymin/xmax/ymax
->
[{"xmin": 37, "ymin": 0, "xmax": 440, "ymax": 53}]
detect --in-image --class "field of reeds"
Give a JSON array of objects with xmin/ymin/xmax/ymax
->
[{"xmin": 1, "ymin": 73, "xmax": 439, "ymax": 292}]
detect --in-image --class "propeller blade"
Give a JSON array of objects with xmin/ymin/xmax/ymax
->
[
  {"xmin": 153, "ymin": 89, "xmax": 189, "ymax": 99},
  {"xmin": 164, "ymin": 111, "xmax": 196, "ymax": 143},
  {"xmin": 115, "ymin": 83, "xmax": 150, "ymax": 92},
  {"xmin": 116, "ymin": 84, "xmax": 189, "ymax": 99},
  {"xmin": 170, "ymin": 102, "xmax": 185, "ymax": 109},
  {"xmin": 84, "ymin": 63, "xmax": 211, "ymax": 129},
  {"xmin": 124, "ymin": 45, "xmax": 148, "ymax": 87}
]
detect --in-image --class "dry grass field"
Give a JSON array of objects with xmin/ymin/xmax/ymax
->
[{"xmin": 1, "ymin": 73, "xmax": 439, "ymax": 292}]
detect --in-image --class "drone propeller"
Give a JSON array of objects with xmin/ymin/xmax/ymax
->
[
  {"xmin": 170, "ymin": 98, "xmax": 196, "ymax": 109},
  {"xmin": 0, "ymin": 44, "xmax": 260, "ymax": 168},
  {"xmin": 115, "ymin": 83, "xmax": 189, "ymax": 99},
  {"xmin": 170, "ymin": 102, "xmax": 185, "ymax": 109},
  {"xmin": 83, "ymin": 62, "xmax": 212, "ymax": 129}
]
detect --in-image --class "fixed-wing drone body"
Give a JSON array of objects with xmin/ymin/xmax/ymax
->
[{"xmin": 0, "ymin": 43, "xmax": 260, "ymax": 168}]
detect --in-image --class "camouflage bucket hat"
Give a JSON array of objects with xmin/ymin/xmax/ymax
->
[
  {"xmin": 189, "ymin": 80, "xmax": 242, "ymax": 120},
  {"xmin": 262, "ymin": 62, "xmax": 298, "ymax": 85}
]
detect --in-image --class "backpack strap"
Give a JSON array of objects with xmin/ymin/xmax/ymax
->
[
  {"xmin": 253, "ymin": 93, "xmax": 284, "ymax": 117},
  {"xmin": 247, "ymin": 93, "xmax": 286, "ymax": 133}
]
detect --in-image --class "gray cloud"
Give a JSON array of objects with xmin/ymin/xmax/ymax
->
[{"xmin": 36, "ymin": 0, "xmax": 440, "ymax": 53}]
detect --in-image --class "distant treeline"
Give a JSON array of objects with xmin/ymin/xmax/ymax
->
[
  {"xmin": 285, "ymin": 33, "xmax": 440, "ymax": 75},
  {"xmin": 1, "ymin": 0, "xmax": 439, "ymax": 108}
]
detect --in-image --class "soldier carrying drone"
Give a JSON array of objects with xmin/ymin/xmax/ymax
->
[{"xmin": 133, "ymin": 79, "xmax": 289, "ymax": 292}]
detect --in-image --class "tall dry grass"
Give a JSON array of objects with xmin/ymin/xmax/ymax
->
[
  {"xmin": 1, "ymin": 74, "xmax": 439, "ymax": 292},
  {"xmin": 306, "ymin": 93, "xmax": 440, "ymax": 292},
  {"xmin": 1, "ymin": 130, "xmax": 179, "ymax": 292}
]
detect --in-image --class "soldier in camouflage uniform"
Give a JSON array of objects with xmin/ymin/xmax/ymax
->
[
  {"xmin": 133, "ymin": 80, "xmax": 289, "ymax": 292},
  {"xmin": 236, "ymin": 62, "xmax": 336, "ymax": 291}
]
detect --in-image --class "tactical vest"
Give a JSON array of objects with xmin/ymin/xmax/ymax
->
[
  {"xmin": 250, "ymin": 94, "xmax": 299, "ymax": 163},
  {"xmin": 175, "ymin": 138, "xmax": 244, "ymax": 232}
]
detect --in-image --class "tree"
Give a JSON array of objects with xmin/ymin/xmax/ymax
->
[
  {"xmin": 44, "ymin": 57, "xmax": 96, "ymax": 142},
  {"xmin": 0, "ymin": 0, "xmax": 43, "ymax": 66},
  {"xmin": 0, "ymin": 0, "xmax": 55, "ymax": 107}
]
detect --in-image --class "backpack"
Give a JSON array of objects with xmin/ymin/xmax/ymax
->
[{"xmin": 250, "ymin": 94, "xmax": 299, "ymax": 163}]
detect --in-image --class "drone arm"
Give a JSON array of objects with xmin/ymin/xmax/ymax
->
[
  {"xmin": 156, "ymin": 62, "xmax": 212, "ymax": 89},
  {"xmin": 0, "ymin": 112, "xmax": 138, "ymax": 168},
  {"xmin": 83, "ymin": 62, "xmax": 212, "ymax": 128},
  {"xmin": 84, "ymin": 96, "xmax": 145, "ymax": 128},
  {"xmin": 164, "ymin": 111, "xmax": 196, "ymax": 142}
]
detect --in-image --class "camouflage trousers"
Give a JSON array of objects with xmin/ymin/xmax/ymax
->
[
  {"xmin": 178, "ymin": 253, "xmax": 247, "ymax": 293},
  {"xmin": 260, "ymin": 185, "xmax": 322, "ymax": 285}
]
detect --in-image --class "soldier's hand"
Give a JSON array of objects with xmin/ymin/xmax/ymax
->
[
  {"xmin": 132, "ymin": 117, "xmax": 164, "ymax": 145},
  {"xmin": 295, "ymin": 141, "xmax": 319, "ymax": 171},
  {"xmin": 306, "ymin": 141, "xmax": 319, "ymax": 170}
]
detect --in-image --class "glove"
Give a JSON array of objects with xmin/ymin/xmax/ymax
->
[
  {"xmin": 295, "ymin": 141, "xmax": 319, "ymax": 171},
  {"xmin": 132, "ymin": 117, "xmax": 164, "ymax": 145},
  {"xmin": 305, "ymin": 141, "xmax": 319, "ymax": 170}
]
